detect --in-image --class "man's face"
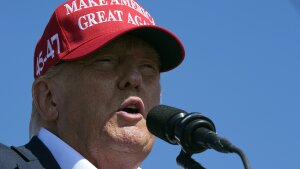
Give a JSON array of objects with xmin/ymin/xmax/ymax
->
[{"xmin": 52, "ymin": 36, "xmax": 160, "ymax": 162}]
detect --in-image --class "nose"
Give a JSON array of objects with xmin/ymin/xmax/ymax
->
[{"xmin": 117, "ymin": 65, "xmax": 142, "ymax": 91}]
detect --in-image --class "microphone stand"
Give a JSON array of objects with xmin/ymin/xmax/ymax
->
[
  {"xmin": 176, "ymin": 146, "xmax": 251, "ymax": 169},
  {"xmin": 176, "ymin": 150, "xmax": 206, "ymax": 169},
  {"xmin": 173, "ymin": 112, "xmax": 251, "ymax": 169}
]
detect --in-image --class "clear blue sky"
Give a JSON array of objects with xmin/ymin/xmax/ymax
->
[{"xmin": 1, "ymin": 0, "xmax": 300, "ymax": 168}]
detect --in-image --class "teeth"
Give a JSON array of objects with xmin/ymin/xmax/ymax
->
[{"xmin": 127, "ymin": 105, "xmax": 137, "ymax": 109}]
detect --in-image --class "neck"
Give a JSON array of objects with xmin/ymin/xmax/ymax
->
[{"xmin": 87, "ymin": 149, "xmax": 145, "ymax": 169}]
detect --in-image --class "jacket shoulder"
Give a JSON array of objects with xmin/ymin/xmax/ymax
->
[
  {"xmin": 0, "ymin": 143, "xmax": 22, "ymax": 169},
  {"xmin": 0, "ymin": 137, "xmax": 60, "ymax": 169}
]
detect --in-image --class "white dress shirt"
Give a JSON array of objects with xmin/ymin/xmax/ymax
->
[
  {"xmin": 38, "ymin": 128, "xmax": 142, "ymax": 169},
  {"xmin": 38, "ymin": 128, "xmax": 97, "ymax": 169}
]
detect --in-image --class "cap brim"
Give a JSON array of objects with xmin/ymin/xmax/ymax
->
[{"xmin": 61, "ymin": 25, "xmax": 185, "ymax": 72}]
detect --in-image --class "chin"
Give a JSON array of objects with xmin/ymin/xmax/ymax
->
[{"xmin": 112, "ymin": 127, "xmax": 155, "ymax": 153}]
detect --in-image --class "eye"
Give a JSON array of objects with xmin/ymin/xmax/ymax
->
[
  {"xmin": 143, "ymin": 63, "xmax": 154, "ymax": 68},
  {"xmin": 96, "ymin": 58, "xmax": 112, "ymax": 63},
  {"xmin": 92, "ymin": 58, "xmax": 111, "ymax": 65},
  {"xmin": 140, "ymin": 61, "xmax": 159, "ymax": 75},
  {"xmin": 90, "ymin": 55, "xmax": 118, "ymax": 70}
]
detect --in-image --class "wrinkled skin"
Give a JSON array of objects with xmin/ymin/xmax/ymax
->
[{"xmin": 34, "ymin": 35, "xmax": 161, "ymax": 169}]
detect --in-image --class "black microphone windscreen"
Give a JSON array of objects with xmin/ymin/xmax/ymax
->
[{"xmin": 146, "ymin": 105, "xmax": 187, "ymax": 144}]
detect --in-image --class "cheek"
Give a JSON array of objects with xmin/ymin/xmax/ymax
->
[
  {"xmin": 151, "ymin": 79, "xmax": 161, "ymax": 100},
  {"xmin": 144, "ymin": 80, "xmax": 161, "ymax": 111},
  {"xmin": 57, "ymin": 77, "xmax": 116, "ymax": 132},
  {"xmin": 77, "ymin": 73, "xmax": 117, "ymax": 109}
]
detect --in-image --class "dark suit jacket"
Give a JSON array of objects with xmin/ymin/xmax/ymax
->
[{"xmin": 0, "ymin": 136, "xmax": 60, "ymax": 169}]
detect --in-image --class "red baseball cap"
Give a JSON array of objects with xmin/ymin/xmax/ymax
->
[{"xmin": 34, "ymin": 0, "xmax": 185, "ymax": 79}]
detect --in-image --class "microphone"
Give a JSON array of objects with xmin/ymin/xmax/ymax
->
[
  {"xmin": 146, "ymin": 105, "xmax": 251, "ymax": 169},
  {"xmin": 146, "ymin": 105, "xmax": 236, "ymax": 154}
]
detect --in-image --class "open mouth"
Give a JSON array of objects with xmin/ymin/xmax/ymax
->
[
  {"xmin": 118, "ymin": 97, "xmax": 145, "ymax": 118},
  {"xmin": 122, "ymin": 106, "xmax": 140, "ymax": 114}
]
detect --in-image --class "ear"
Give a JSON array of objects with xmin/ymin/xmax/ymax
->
[{"xmin": 32, "ymin": 78, "xmax": 58, "ymax": 122}]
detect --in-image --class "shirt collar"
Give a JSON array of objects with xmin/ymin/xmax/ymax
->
[
  {"xmin": 38, "ymin": 128, "xmax": 142, "ymax": 169},
  {"xmin": 38, "ymin": 128, "xmax": 97, "ymax": 169}
]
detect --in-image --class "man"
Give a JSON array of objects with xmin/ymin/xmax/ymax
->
[{"xmin": 0, "ymin": 0, "xmax": 185, "ymax": 168}]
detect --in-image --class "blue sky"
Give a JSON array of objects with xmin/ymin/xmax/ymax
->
[{"xmin": 1, "ymin": 0, "xmax": 300, "ymax": 168}]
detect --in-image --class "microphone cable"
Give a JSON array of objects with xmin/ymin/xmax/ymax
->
[{"xmin": 230, "ymin": 145, "xmax": 251, "ymax": 169}]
